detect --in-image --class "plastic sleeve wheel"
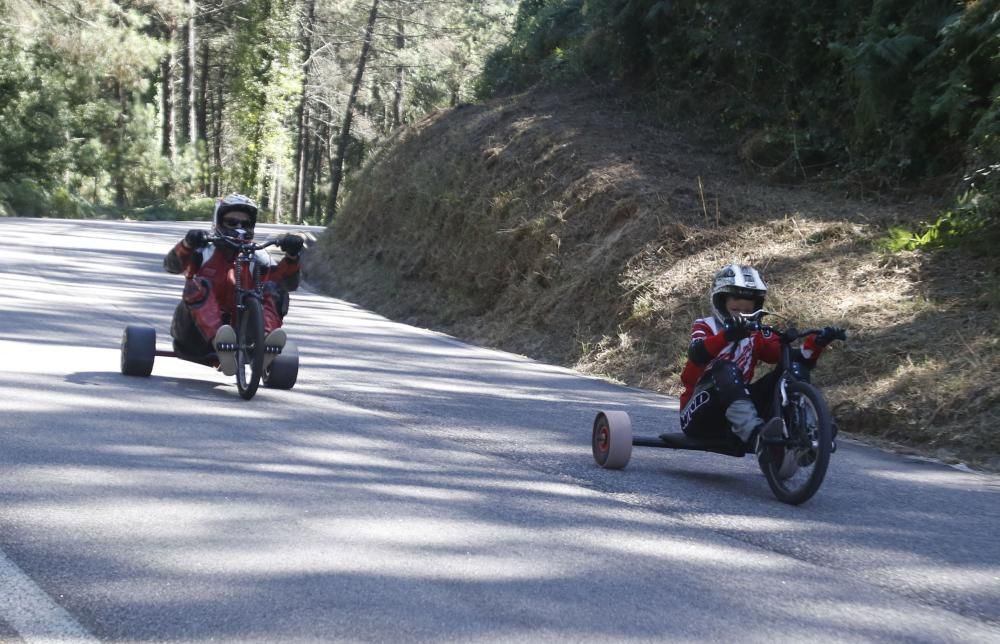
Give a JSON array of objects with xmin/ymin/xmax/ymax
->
[{"xmin": 592, "ymin": 410, "xmax": 633, "ymax": 469}]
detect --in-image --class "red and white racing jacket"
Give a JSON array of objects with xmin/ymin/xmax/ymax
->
[
  {"xmin": 164, "ymin": 240, "xmax": 300, "ymax": 316},
  {"xmin": 679, "ymin": 316, "xmax": 825, "ymax": 409}
]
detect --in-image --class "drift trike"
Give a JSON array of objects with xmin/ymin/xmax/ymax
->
[
  {"xmin": 592, "ymin": 313, "xmax": 845, "ymax": 505},
  {"xmin": 120, "ymin": 234, "xmax": 298, "ymax": 400}
]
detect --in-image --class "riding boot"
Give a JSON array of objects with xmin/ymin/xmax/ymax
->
[
  {"xmin": 212, "ymin": 325, "xmax": 238, "ymax": 376},
  {"xmin": 263, "ymin": 328, "xmax": 286, "ymax": 371},
  {"xmin": 260, "ymin": 286, "xmax": 287, "ymax": 371},
  {"xmin": 726, "ymin": 398, "xmax": 765, "ymax": 445},
  {"xmin": 726, "ymin": 400, "xmax": 783, "ymax": 451}
]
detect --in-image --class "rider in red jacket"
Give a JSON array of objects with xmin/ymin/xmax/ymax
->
[
  {"xmin": 679, "ymin": 264, "xmax": 844, "ymax": 454},
  {"xmin": 164, "ymin": 194, "xmax": 304, "ymax": 376}
]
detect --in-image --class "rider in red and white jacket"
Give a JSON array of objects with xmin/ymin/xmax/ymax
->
[
  {"xmin": 164, "ymin": 194, "xmax": 303, "ymax": 375},
  {"xmin": 678, "ymin": 264, "xmax": 843, "ymax": 453}
]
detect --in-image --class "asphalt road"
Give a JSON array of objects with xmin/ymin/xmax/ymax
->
[{"xmin": 1, "ymin": 218, "xmax": 998, "ymax": 643}]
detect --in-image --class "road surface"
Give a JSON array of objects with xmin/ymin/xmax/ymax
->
[{"xmin": 0, "ymin": 218, "xmax": 997, "ymax": 642}]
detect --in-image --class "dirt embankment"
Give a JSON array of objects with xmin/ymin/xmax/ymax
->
[{"xmin": 305, "ymin": 85, "xmax": 1000, "ymax": 471}]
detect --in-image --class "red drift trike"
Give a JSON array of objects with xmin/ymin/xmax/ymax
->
[{"xmin": 120, "ymin": 234, "xmax": 298, "ymax": 400}]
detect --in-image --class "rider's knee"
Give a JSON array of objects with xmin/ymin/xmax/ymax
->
[
  {"xmin": 710, "ymin": 360, "xmax": 750, "ymax": 408},
  {"xmin": 262, "ymin": 281, "xmax": 290, "ymax": 318},
  {"xmin": 182, "ymin": 277, "xmax": 211, "ymax": 306}
]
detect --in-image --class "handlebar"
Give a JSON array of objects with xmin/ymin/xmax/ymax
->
[
  {"xmin": 205, "ymin": 235, "xmax": 278, "ymax": 251},
  {"xmin": 737, "ymin": 311, "xmax": 847, "ymax": 344}
]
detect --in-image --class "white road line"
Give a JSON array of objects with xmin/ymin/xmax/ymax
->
[{"xmin": 0, "ymin": 550, "xmax": 99, "ymax": 644}]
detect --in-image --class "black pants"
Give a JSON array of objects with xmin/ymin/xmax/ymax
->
[
  {"xmin": 680, "ymin": 360, "xmax": 810, "ymax": 441},
  {"xmin": 169, "ymin": 283, "xmax": 290, "ymax": 357}
]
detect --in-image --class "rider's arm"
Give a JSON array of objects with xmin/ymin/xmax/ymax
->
[
  {"xmin": 264, "ymin": 255, "xmax": 301, "ymax": 292},
  {"xmin": 164, "ymin": 240, "xmax": 195, "ymax": 274},
  {"xmin": 798, "ymin": 335, "xmax": 825, "ymax": 363},
  {"xmin": 755, "ymin": 331, "xmax": 782, "ymax": 364},
  {"xmin": 687, "ymin": 328, "xmax": 730, "ymax": 365}
]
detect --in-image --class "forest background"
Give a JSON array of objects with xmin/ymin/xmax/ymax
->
[
  {"xmin": 0, "ymin": 0, "xmax": 518, "ymax": 222},
  {"xmin": 2, "ymin": 0, "xmax": 999, "ymax": 468}
]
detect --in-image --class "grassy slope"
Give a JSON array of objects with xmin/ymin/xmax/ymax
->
[{"xmin": 306, "ymin": 85, "xmax": 999, "ymax": 471}]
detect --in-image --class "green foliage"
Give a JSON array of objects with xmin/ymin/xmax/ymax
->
[
  {"xmin": 481, "ymin": 0, "xmax": 1000, "ymax": 244},
  {"xmin": 227, "ymin": 0, "xmax": 301, "ymax": 196},
  {"xmin": 0, "ymin": 179, "xmax": 95, "ymax": 218},
  {"xmin": 477, "ymin": 0, "xmax": 590, "ymax": 97},
  {"xmin": 881, "ymin": 175, "xmax": 999, "ymax": 254},
  {"xmin": 97, "ymin": 195, "xmax": 217, "ymax": 222}
]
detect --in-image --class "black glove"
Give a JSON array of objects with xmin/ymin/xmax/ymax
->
[
  {"xmin": 278, "ymin": 233, "xmax": 304, "ymax": 256},
  {"xmin": 184, "ymin": 229, "xmax": 208, "ymax": 249},
  {"xmin": 723, "ymin": 317, "xmax": 758, "ymax": 342},
  {"xmin": 815, "ymin": 326, "xmax": 847, "ymax": 347}
]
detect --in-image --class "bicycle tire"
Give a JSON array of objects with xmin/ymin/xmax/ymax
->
[
  {"xmin": 235, "ymin": 295, "xmax": 265, "ymax": 400},
  {"xmin": 761, "ymin": 380, "xmax": 832, "ymax": 505}
]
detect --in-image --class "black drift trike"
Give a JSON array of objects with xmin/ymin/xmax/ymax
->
[{"xmin": 592, "ymin": 312, "xmax": 845, "ymax": 505}]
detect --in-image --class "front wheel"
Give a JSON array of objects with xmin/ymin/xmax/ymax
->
[
  {"xmin": 761, "ymin": 381, "xmax": 832, "ymax": 505},
  {"xmin": 235, "ymin": 296, "xmax": 265, "ymax": 400}
]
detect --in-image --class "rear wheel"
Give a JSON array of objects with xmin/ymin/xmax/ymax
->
[
  {"xmin": 592, "ymin": 411, "xmax": 633, "ymax": 469},
  {"xmin": 264, "ymin": 341, "xmax": 298, "ymax": 390},
  {"xmin": 235, "ymin": 296, "xmax": 265, "ymax": 400},
  {"xmin": 761, "ymin": 381, "xmax": 832, "ymax": 505},
  {"xmin": 121, "ymin": 326, "xmax": 156, "ymax": 376}
]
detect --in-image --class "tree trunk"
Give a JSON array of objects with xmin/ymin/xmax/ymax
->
[
  {"xmin": 392, "ymin": 17, "xmax": 404, "ymax": 129},
  {"xmin": 293, "ymin": 0, "xmax": 316, "ymax": 224},
  {"xmin": 211, "ymin": 68, "xmax": 223, "ymax": 196},
  {"xmin": 326, "ymin": 0, "xmax": 380, "ymax": 223},
  {"xmin": 181, "ymin": 0, "xmax": 197, "ymax": 144},
  {"xmin": 273, "ymin": 167, "xmax": 282, "ymax": 223},
  {"xmin": 114, "ymin": 81, "xmax": 128, "ymax": 207},
  {"xmin": 307, "ymin": 109, "xmax": 328, "ymax": 222},
  {"xmin": 297, "ymin": 114, "xmax": 312, "ymax": 221},
  {"xmin": 198, "ymin": 40, "xmax": 210, "ymax": 192},
  {"xmin": 160, "ymin": 21, "xmax": 177, "ymax": 162}
]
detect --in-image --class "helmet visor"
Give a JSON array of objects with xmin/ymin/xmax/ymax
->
[{"xmin": 221, "ymin": 214, "xmax": 253, "ymax": 230}]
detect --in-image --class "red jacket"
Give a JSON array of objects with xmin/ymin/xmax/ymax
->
[
  {"xmin": 679, "ymin": 316, "xmax": 825, "ymax": 409},
  {"xmin": 164, "ymin": 240, "xmax": 300, "ymax": 316}
]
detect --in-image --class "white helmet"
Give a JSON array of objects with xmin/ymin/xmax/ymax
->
[
  {"xmin": 710, "ymin": 264, "xmax": 767, "ymax": 322},
  {"xmin": 213, "ymin": 193, "xmax": 259, "ymax": 240}
]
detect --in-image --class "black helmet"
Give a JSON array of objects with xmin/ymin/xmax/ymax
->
[
  {"xmin": 710, "ymin": 264, "xmax": 768, "ymax": 322},
  {"xmin": 213, "ymin": 193, "xmax": 258, "ymax": 241}
]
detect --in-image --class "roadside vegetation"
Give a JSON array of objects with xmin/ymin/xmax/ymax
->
[
  {"xmin": 3, "ymin": 1, "xmax": 997, "ymax": 468},
  {"xmin": 0, "ymin": 0, "xmax": 517, "ymax": 223},
  {"xmin": 308, "ymin": 1, "xmax": 1000, "ymax": 470}
]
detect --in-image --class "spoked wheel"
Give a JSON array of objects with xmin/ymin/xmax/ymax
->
[
  {"xmin": 235, "ymin": 296, "xmax": 265, "ymax": 400},
  {"xmin": 592, "ymin": 411, "xmax": 633, "ymax": 469},
  {"xmin": 760, "ymin": 381, "xmax": 832, "ymax": 505}
]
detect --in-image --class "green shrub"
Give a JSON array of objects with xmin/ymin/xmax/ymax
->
[{"xmin": 482, "ymin": 0, "xmax": 1000, "ymax": 249}]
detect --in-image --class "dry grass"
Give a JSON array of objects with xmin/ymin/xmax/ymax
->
[{"xmin": 306, "ymin": 84, "xmax": 1000, "ymax": 472}]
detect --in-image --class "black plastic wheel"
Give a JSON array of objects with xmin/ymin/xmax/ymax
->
[
  {"xmin": 235, "ymin": 296, "xmax": 265, "ymax": 400},
  {"xmin": 761, "ymin": 381, "xmax": 833, "ymax": 505},
  {"xmin": 121, "ymin": 326, "xmax": 156, "ymax": 377},
  {"xmin": 264, "ymin": 341, "xmax": 298, "ymax": 390}
]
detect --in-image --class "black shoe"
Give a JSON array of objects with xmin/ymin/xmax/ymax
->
[
  {"xmin": 830, "ymin": 421, "xmax": 839, "ymax": 453},
  {"xmin": 752, "ymin": 417, "xmax": 785, "ymax": 459}
]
